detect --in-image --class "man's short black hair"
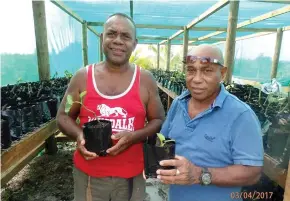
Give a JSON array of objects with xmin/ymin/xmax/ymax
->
[{"xmin": 106, "ymin": 13, "xmax": 137, "ymax": 39}]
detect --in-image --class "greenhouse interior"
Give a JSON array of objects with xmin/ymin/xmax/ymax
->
[{"xmin": 1, "ymin": 0, "xmax": 290, "ymax": 201}]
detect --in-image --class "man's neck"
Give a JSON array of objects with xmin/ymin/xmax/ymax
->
[
  {"xmin": 104, "ymin": 61, "xmax": 131, "ymax": 74},
  {"xmin": 190, "ymin": 85, "xmax": 221, "ymax": 110}
]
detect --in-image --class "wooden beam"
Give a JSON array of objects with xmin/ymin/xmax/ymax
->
[
  {"xmin": 82, "ymin": 21, "xmax": 88, "ymax": 67},
  {"xmin": 191, "ymin": 5, "xmax": 290, "ymax": 44},
  {"xmin": 224, "ymin": 0, "xmax": 239, "ymax": 84},
  {"xmin": 87, "ymin": 22, "xmax": 277, "ymax": 32},
  {"xmin": 212, "ymin": 32, "xmax": 273, "ymax": 46},
  {"xmin": 139, "ymin": 36, "xmax": 226, "ymax": 41},
  {"xmin": 182, "ymin": 27, "xmax": 189, "ymax": 73},
  {"xmin": 130, "ymin": 0, "xmax": 133, "ymax": 19},
  {"xmin": 1, "ymin": 120, "xmax": 58, "ymax": 186},
  {"xmin": 50, "ymin": 0, "xmax": 83, "ymax": 23},
  {"xmin": 157, "ymin": 83, "xmax": 177, "ymax": 99},
  {"xmin": 32, "ymin": 1, "xmax": 50, "ymax": 81},
  {"xmin": 238, "ymin": 5, "xmax": 290, "ymax": 27},
  {"xmin": 87, "ymin": 26, "xmax": 100, "ymax": 37},
  {"xmin": 99, "ymin": 35, "xmax": 103, "ymax": 62},
  {"xmin": 157, "ymin": 43, "xmax": 160, "ymax": 69},
  {"xmin": 166, "ymin": 40, "xmax": 171, "ymax": 71},
  {"xmin": 187, "ymin": 0, "xmax": 229, "ymax": 29},
  {"xmin": 163, "ymin": 0, "xmax": 229, "ymax": 43},
  {"xmin": 169, "ymin": 30, "xmax": 184, "ymax": 41},
  {"xmin": 284, "ymin": 161, "xmax": 290, "ymax": 201},
  {"xmin": 271, "ymin": 28, "xmax": 283, "ymax": 79},
  {"xmin": 283, "ymin": 25, "xmax": 290, "ymax": 31}
]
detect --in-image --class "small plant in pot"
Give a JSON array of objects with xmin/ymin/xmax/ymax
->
[
  {"xmin": 143, "ymin": 133, "xmax": 176, "ymax": 179},
  {"xmin": 65, "ymin": 91, "xmax": 113, "ymax": 156}
]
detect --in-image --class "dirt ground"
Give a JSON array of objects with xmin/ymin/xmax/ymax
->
[
  {"xmin": 1, "ymin": 142, "xmax": 284, "ymax": 201},
  {"xmin": 2, "ymin": 142, "xmax": 75, "ymax": 201}
]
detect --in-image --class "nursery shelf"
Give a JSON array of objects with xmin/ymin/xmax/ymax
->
[{"xmin": 1, "ymin": 119, "xmax": 58, "ymax": 186}]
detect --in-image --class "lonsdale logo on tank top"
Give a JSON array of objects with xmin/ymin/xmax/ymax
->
[{"xmin": 87, "ymin": 104, "xmax": 135, "ymax": 132}]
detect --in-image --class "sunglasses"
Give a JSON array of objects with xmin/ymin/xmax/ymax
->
[{"xmin": 183, "ymin": 55, "xmax": 224, "ymax": 67}]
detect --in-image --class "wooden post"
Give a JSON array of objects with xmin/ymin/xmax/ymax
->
[
  {"xmin": 166, "ymin": 40, "xmax": 171, "ymax": 71},
  {"xmin": 157, "ymin": 43, "xmax": 160, "ymax": 69},
  {"xmin": 82, "ymin": 21, "xmax": 88, "ymax": 66},
  {"xmin": 32, "ymin": 1, "xmax": 50, "ymax": 81},
  {"xmin": 32, "ymin": 1, "xmax": 57, "ymax": 155},
  {"xmin": 99, "ymin": 35, "xmax": 103, "ymax": 62},
  {"xmin": 183, "ymin": 26, "xmax": 189, "ymax": 73},
  {"xmin": 271, "ymin": 28, "xmax": 283, "ymax": 79},
  {"xmin": 130, "ymin": 0, "xmax": 133, "ymax": 19},
  {"xmin": 224, "ymin": 0, "xmax": 239, "ymax": 84}
]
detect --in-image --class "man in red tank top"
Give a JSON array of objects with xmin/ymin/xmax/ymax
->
[{"xmin": 56, "ymin": 13, "xmax": 165, "ymax": 201}]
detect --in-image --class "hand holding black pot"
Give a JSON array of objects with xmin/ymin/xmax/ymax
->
[
  {"xmin": 77, "ymin": 133, "xmax": 98, "ymax": 160},
  {"xmin": 156, "ymin": 155, "xmax": 202, "ymax": 185},
  {"xmin": 106, "ymin": 132, "xmax": 133, "ymax": 156}
]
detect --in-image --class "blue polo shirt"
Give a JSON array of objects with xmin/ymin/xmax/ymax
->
[{"xmin": 160, "ymin": 84, "xmax": 264, "ymax": 201}]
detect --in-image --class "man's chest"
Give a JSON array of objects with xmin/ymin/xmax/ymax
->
[
  {"xmin": 94, "ymin": 72, "xmax": 148, "ymax": 108},
  {"xmin": 168, "ymin": 110, "xmax": 234, "ymax": 167}
]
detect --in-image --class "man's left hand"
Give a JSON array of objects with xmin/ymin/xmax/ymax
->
[
  {"xmin": 106, "ymin": 132, "xmax": 134, "ymax": 156},
  {"xmin": 157, "ymin": 155, "xmax": 202, "ymax": 185}
]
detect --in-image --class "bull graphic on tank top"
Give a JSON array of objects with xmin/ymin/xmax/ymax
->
[{"xmin": 87, "ymin": 104, "xmax": 135, "ymax": 133}]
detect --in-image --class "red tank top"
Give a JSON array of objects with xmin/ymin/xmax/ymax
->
[{"xmin": 73, "ymin": 64, "xmax": 146, "ymax": 178}]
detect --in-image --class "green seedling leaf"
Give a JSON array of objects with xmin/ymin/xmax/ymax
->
[
  {"xmin": 65, "ymin": 101, "xmax": 72, "ymax": 114},
  {"xmin": 67, "ymin": 94, "xmax": 73, "ymax": 105},
  {"xmin": 156, "ymin": 133, "xmax": 166, "ymax": 147},
  {"xmin": 80, "ymin": 91, "xmax": 87, "ymax": 103}
]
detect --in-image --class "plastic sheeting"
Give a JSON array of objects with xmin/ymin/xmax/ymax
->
[
  {"xmin": 46, "ymin": 1, "xmax": 83, "ymax": 78},
  {"xmin": 212, "ymin": 31, "xmax": 290, "ymax": 87},
  {"xmin": 0, "ymin": 1, "xmax": 93, "ymax": 86},
  {"xmin": 232, "ymin": 32, "xmax": 290, "ymax": 86},
  {"xmin": 63, "ymin": 0, "xmax": 290, "ymax": 45},
  {"xmin": 0, "ymin": 1, "xmax": 39, "ymax": 86},
  {"xmin": 277, "ymin": 30, "xmax": 290, "ymax": 87},
  {"xmin": 88, "ymin": 30, "xmax": 100, "ymax": 65}
]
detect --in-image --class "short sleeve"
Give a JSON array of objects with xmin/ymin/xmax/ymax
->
[
  {"xmin": 230, "ymin": 110, "xmax": 264, "ymax": 166},
  {"xmin": 160, "ymin": 98, "xmax": 179, "ymax": 138}
]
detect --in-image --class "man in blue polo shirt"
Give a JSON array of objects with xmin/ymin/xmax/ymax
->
[{"xmin": 156, "ymin": 44, "xmax": 264, "ymax": 201}]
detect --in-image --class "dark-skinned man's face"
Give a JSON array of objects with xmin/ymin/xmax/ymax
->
[
  {"xmin": 102, "ymin": 16, "xmax": 137, "ymax": 66},
  {"xmin": 185, "ymin": 47, "xmax": 227, "ymax": 101}
]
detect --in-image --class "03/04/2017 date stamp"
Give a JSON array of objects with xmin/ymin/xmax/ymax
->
[{"xmin": 230, "ymin": 191, "xmax": 273, "ymax": 199}]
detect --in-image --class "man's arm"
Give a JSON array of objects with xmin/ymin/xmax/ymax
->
[
  {"xmin": 56, "ymin": 69, "xmax": 85, "ymax": 140},
  {"xmin": 56, "ymin": 68, "xmax": 97, "ymax": 160},
  {"xmin": 208, "ymin": 165, "xmax": 261, "ymax": 186}
]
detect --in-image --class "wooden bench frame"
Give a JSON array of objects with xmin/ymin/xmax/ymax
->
[{"xmin": 1, "ymin": 119, "xmax": 58, "ymax": 186}]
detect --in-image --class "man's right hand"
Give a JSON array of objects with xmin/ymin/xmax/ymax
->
[{"xmin": 77, "ymin": 134, "xmax": 98, "ymax": 160}]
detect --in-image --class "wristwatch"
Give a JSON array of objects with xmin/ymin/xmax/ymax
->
[{"xmin": 199, "ymin": 167, "xmax": 212, "ymax": 185}]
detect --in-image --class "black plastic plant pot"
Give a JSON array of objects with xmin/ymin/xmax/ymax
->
[
  {"xmin": 1, "ymin": 117, "xmax": 12, "ymax": 149},
  {"xmin": 83, "ymin": 119, "xmax": 113, "ymax": 156},
  {"xmin": 143, "ymin": 137, "xmax": 176, "ymax": 179},
  {"xmin": 47, "ymin": 98, "xmax": 58, "ymax": 118}
]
